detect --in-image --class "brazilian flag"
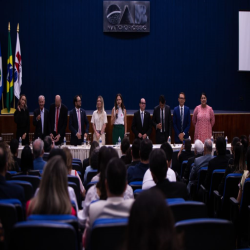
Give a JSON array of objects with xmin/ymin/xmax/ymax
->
[{"xmin": 6, "ymin": 30, "xmax": 13, "ymax": 112}]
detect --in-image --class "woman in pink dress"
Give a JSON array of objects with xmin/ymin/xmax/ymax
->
[{"xmin": 192, "ymin": 93, "xmax": 215, "ymax": 143}]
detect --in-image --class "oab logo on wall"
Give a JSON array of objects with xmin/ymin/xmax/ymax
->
[{"xmin": 103, "ymin": 1, "xmax": 150, "ymax": 32}]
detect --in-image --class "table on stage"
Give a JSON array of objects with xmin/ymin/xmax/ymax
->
[{"xmin": 18, "ymin": 143, "xmax": 232, "ymax": 162}]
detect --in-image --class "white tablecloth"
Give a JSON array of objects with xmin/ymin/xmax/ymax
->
[{"xmin": 18, "ymin": 144, "xmax": 231, "ymax": 162}]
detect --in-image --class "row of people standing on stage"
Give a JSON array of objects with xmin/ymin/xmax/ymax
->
[{"xmin": 13, "ymin": 91, "xmax": 215, "ymax": 146}]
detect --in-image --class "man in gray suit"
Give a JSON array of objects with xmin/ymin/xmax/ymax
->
[
  {"xmin": 85, "ymin": 158, "xmax": 134, "ymax": 246},
  {"xmin": 187, "ymin": 139, "xmax": 213, "ymax": 194}
]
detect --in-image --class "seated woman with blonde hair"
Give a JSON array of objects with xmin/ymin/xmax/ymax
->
[
  {"xmin": 26, "ymin": 155, "xmax": 76, "ymax": 216},
  {"xmin": 63, "ymin": 147, "xmax": 86, "ymax": 197}
]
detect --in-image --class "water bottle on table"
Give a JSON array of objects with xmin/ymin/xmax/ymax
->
[
  {"xmin": 225, "ymin": 136, "xmax": 228, "ymax": 145},
  {"xmin": 118, "ymin": 136, "xmax": 121, "ymax": 146},
  {"xmin": 19, "ymin": 137, "xmax": 22, "ymax": 147},
  {"xmin": 63, "ymin": 137, "xmax": 66, "ymax": 145},
  {"xmin": 168, "ymin": 136, "xmax": 171, "ymax": 144},
  {"xmin": 99, "ymin": 137, "xmax": 102, "ymax": 147}
]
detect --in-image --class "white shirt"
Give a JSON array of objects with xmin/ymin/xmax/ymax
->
[
  {"xmin": 40, "ymin": 108, "xmax": 44, "ymax": 134},
  {"xmin": 79, "ymin": 184, "xmax": 133, "ymax": 226},
  {"xmin": 91, "ymin": 110, "xmax": 108, "ymax": 130},
  {"xmin": 142, "ymin": 168, "xmax": 176, "ymax": 190},
  {"xmin": 75, "ymin": 108, "xmax": 81, "ymax": 134},
  {"xmin": 160, "ymin": 107, "xmax": 165, "ymax": 132},
  {"xmin": 114, "ymin": 107, "xmax": 124, "ymax": 125},
  {"xmin": 54, "ymin": 105, "xmax": 61, "ymax": 132}
]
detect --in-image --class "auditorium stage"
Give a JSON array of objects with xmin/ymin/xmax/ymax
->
[{"xmin": 0, "ymin": 111, "xmax": 250, "ymax": 145}]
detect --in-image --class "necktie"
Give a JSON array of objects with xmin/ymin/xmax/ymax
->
[
  {"xmin": 78, "ymin": 109, "xmax": 81, "ymax": 135},
  {"xmin": 181, "ymin": 107, "xmax": 183, "ymax": 133},
  {"xmin": 141, "ymin": 112, "xmax": 144, "ymax": 127},
  {"xmin": 162, "ymin": 109, "xmax": 164, "ymax": 132},
  {"xmin": 56, "ymin": 107, "xmax": 59, "ymax": 134}
]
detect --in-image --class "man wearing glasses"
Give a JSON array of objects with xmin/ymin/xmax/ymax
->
[
  {"xmin": 131, "ymin": 98, "xmax": 152, "ymax": 140},
  {"xmin": 173, "ymin": 92, "xmax": 191, "ymax": 144},
  {"xmin": 69, "ymin": 95, "xmax": 89, "ymax": 145}
]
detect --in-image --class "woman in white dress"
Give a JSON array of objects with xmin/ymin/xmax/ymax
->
[{"xmin": 91, "ymin": 96, "xmax": 108, "ymax": 145}]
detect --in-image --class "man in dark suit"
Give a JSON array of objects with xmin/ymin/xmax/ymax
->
[
  {"xmin": 152, "ymin": 95, "xmax": 172, "ymax": 144},
  {"xmin": 150, "ymin": 148, "xmax": 188, "ymax": 200},
  {"xmin": 131, "ymin": 98, "xmax": 152, "ymax": 139},
  {"xmin": 204, "ymin": 137, "xmax": 230, "ymax": 190},
  {"xmin": 49, "ymin": 95, "xmax": 68, "ymax": 145},
  {"xmin": 173, "ymin": 92, "xmax": 191, "ymax": 143},
  {"xmin": 33, "ymin": 95, "xmax": 50, "ymax": 140},
  {"xmin": 0, "ymin": 143, "xmax": 25, "ymax": 208},
  {"xmin": 69, "ymin": 95, "xmax": 89, "ymax": 145}
]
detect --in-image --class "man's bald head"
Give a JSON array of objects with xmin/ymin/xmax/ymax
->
[
  {"xmin": 55, "ymin": 95, "xmax": 61, "ymax": 107},
  {"xmin": 139, "ymin": 98, "xmax": 146, "ymax": 111}
]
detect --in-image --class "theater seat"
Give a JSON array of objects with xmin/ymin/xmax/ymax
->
[
  {"xmin": 0, "ymin": 200, "xmax": 19, "ymax": 249},
  {"xmin": 9, "ymin": 221, "xmax": 78, "ymax": 250},
  {"xmin": 175, "ymin": 218, "xmax": 234, "ymax": 250},
  {"xmin": 169, "ymin": 201, "xmax": 207, "ymax": 222},
  {"xmin": 7, "ymin": 180, "xmax": 33, "ymax": 201},
  {"xmin": 128, "ymin": 181, "xmax": 142, "ymax": 191},
  {"xmin": 90, "ymin": 218, "xmax": 128, "ymax": 250},
  {"xmin": 11, "ymin": 175, "xmax": 41, "ymax": 196}
]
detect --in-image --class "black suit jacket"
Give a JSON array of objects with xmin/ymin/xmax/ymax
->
[
  {"xmin": 204, "ymin": 154, "xmax": 230, "ymax": 190},
  {"xmin": 131, "ymin": 110, "xmax": 152, "ymax": 138},
  {"xmin": 33, "ymin": 108, "xmax": 50, "ymax": 140},
  {"xmin": 151, "ymin": 179, "xmax": 188, "ymax": 200},
  {"xmin": 0, "ymin": 175, "xmax": 26, "ymax": 208},
  {"xmin": 49, "ymin": 103, "xmax": 68, "ymax": 143},
  {"xmin": 152, "ymin": 105, "xmax": 172, "ymax": 140},
  {"xmin": 69, "ymin": 108, "xmax": 89, "ymax": 145}
]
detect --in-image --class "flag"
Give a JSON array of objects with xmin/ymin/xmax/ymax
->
[
  {"xmin": 14, "ymin": 30, "xmax": 22, "ymax": 99},
  {"xmin": 6, "ymin": 29, "xmax": 14, "ymax": 112},
  {"xmin": 0, "ymin": 44, "xmax": 3, "ymax": 100}
]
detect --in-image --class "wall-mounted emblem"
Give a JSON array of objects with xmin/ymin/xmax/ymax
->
[{"xmin": 103, "ymin": 1, "xmax": 150, "ymax": 32}]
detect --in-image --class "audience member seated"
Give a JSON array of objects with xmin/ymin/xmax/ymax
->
[
  {"xmin": 48, "ymin": 148, "xmax": 67, "ymax": 163},
  {"xmin": 126, "ymin": 188, "xmax": 181, "ymax": 250},
  {"xmin": 150, "ymin": 149, "xmax": 188, "ymax": 200},
  {"xmin": 236, "ymin": 147, "xmax": 250, "ymax": 203},
  {"xmin": 2, "ymin": 142, "xmax": 19, "ymax": 172},
  {"xmin": 218, "ymin": 139, "xmax": 244, "ymax": 195},
  {"xmin": 240, "ymin": 135, "xmax": 248, "ymax": 160},
  {"xmin": 183, "ymin": 139, "xmax": 204, "ymax": 180},
  {"xmin": 120, "ymin": 137, "xmax": 131, "ymax": 164},
  {"xmin": 187, "ymin": 139, "xmax": 213, "ymax": 194},
  {"xmin": 33, "ymin": 139, "xmax": 46, "ymax": 171},
  {"xmin": 127, "ymin": 139, "xmax": 152, "ymax": 183},
  {"xmin": 43, "ymin": 136, "xmax": 54, "ymax": 161},
  {"xmin": 63, "ymin": 147, "xmax": 85, "ymax": 197},
  {"xmin": 10, "ymin": 138, "xmax": 21, "ymax": 170},
  {"xmin": 204, "ymin": 136, "xmax": 230, "ymax": 190},
  {"xmin": 20, "ymin": 145, "xmax": 34, "ymax": 174},
  {"xmin": 0, "ymin": 142, "xmax": 25, "ymax": 208},
  {"xmin": 177, "ymin": 139, "xmax": 194, "ymax": 165},
  {"xmin": 79, "ymin": 147, "xmax": 133, "ymax": 225},
  {"xmin": 26, "ymin": 155, "xmax": 76, "ymax": 216},
  {"xmin": 82, "ymin": 141, "xmax": 99, "ymax": 177},
  {"xmin": 126, "ymin": 139, "xmax": 140, "ymax": 168},
  {"xmin": 142, "ymin": 142, "xmax": 176, "ymax": 190},
  {"xmin": 83, "ymin": 158, "xmax": 134, "ymax": 247},
  {"xmin": 84, "ymin": 148, "xmax": 99, "ymax": 184}
]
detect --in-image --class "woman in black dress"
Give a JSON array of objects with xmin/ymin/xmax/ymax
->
[{"xmin": 14, "ymin": 94, "xmax": 30, "ymax": 145}]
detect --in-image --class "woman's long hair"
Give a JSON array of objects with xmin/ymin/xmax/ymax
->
[
  {"xmin": 31, "ymin": 156, "xmax": 72, "ymax": 215},
  {"xmin": 96, "ymin": 147, "xmax": 119, "ymax": 200},
  {"xmin": 127, "ymin": 189, "xmax": 181, "ymax": 250},
  {"xmin": 233, "ymin": 142, "xmax": 246, "ymax": 172},
  {"xmin": 20, "ymin": 145, "xmax": 33, "ymax": 173},
  {"xmin": 114, "ymin": 93, "xmax": 125, "ymax": 112},
  {"xmin": 62, "ymin": 147, "xmax": 73, "ymax": 173},
  {"xmin": 17, "ymin": 94, "xmax": 27, "ymax": 110}
]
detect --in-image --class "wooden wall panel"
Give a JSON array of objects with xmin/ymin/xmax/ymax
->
[{"xmin": 0, "ymin": 114, "xmax": 249, "ymax": 144}]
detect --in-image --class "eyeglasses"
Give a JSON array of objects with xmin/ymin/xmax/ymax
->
[
  {"xmin": 179, "ymin": 97, "xmax": 185, "ymax": 100},
  {"xmin": 140, "ymin": 102, "xmax": 146, "ymax": 105},
  {"xmin": 76, "ymin": 100, "xmax": 81, "ymax": 102}
]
